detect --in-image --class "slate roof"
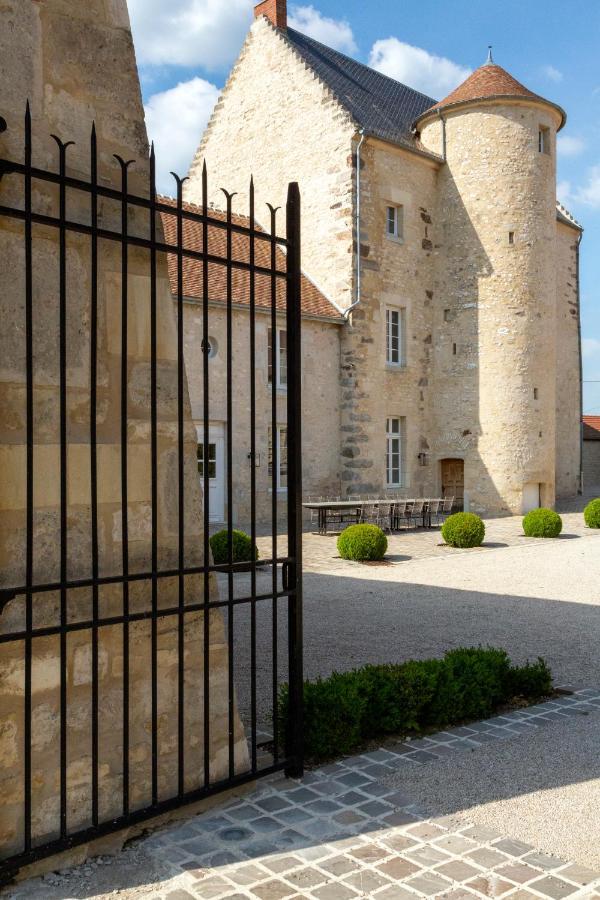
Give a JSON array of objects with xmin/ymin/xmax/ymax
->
[
  {"xmin": 159, "ymin": 198, "xmax": 342, "ymax": 322},
  {"xmin": 285, "ymin": 27, "xmax": 438, "ymax": 152},
  {"xmin": 583, "ymin": 416, "xmax": 600, "ymax": 441}
]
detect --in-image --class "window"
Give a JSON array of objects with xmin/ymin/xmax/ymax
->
[
  {"xmin": 201, "ymin": 336, "xmax": 218, "ymax": 358},
  {"xmin": 386, "ymin": 417, "xmax": 405, "ymax": 487},
  {"xmin": 508, "ymin": 231, "xmax": 515, "ymax": 245},
  {"xmin": 268, "ymin": 425, "xmax": 288, "ymax": 490},
  {"xmin": 538, "ymin": 126, "xmax": 550, "ymax": 155},
  {"xmin": 197, "ymin": 442, "xmax": 216, "ymax": 478},
  {"xmin": 386, "ymin": 307, "xmax": 406, "ymax": 366},
  {"xmin": 268, "ymin": 327, "xmax": 287, "ymax": 389},
  {"xmin": 385, "ymin": 204, "xmax": 404, "ymax": 240}
]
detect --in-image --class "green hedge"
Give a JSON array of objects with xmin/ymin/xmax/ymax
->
[
  {"xmin": 441, "ymin": 512, "xmax": 485, "ymax": 548},
  {"xmin": 209, "ymin": 529, "xmax": 258, "ymax": 565},
  {"xmin": 278, "ymin": 648, "xmax": 552, "ymax": 762},
  {"xmin": 584, "ymin": 498, "xmax": 600, "ymax": 529},
  {"xmin": 522, "ymin": 508, "xmax": 562, "ymax": 538},
  {"xmin": 337, "ymin": 524, "xmax": 388, "ymax": 561}
]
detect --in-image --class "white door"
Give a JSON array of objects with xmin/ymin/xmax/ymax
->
[
  {"xmin": 196, "ymin": 423, "xmax": 225, "ymax": 523},
  {"xmin": 522, "ymin": 482, "xmax": 541, "ymax": 514}
]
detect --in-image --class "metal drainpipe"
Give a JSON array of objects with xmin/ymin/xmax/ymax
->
[
  {"xmin": 576, "ymin": 228, "xmax": 584, "ymax": 494},
  {"xmin": 344, "ymin": 128, "xmax": 366, "ymax": 320}
]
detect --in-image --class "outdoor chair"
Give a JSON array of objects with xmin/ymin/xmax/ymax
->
[
  {"xmin": 427, "ymin": 498, "xmax": 442, "ymax": 527},
  {"xmin": 407, "ymin": 499, "xmax": 425, "ymax": 529},
  {"xmin": 439, "ymin": 496, "xmax": 455, "ymax": 523},
  {"xmin": 391, "ymin": 500, "xmax": 408, "ymax": 530}
]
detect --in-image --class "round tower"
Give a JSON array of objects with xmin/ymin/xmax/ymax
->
[{"xmin": 416, "ymin": 53, "xmax": 565, "ymax": 514}]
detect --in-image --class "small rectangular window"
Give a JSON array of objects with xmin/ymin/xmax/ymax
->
[
  {"xmin": 385, "ymin": 307, "xmax": 406, "ymax": 366},
  {"xmin": 386, "ymin": 417, "xmax": 405, "ymax": 487},
  {"xmin": 538, "ymin": 126, "xmax": 550, "ymax": 154},
  {"xmin": 385, "ymin": 204, "xmax": 404, "ymax": 240},
  {"xmin": 267, "ymin": 425, "xmax": 288, "ymax": 490},
  {"xmin": 508, "ymin": 231, "xmax": 515, "ymax": 245},
  {"xmin": 534, "ymin": 387, "xmax": 539, "ymax": 400},
  {"xmin": 268, "ymin": 327, "xmax": 287, "ymax": 389},
  {"xmin": 452, "ymin": 342, "xmax": 457, "ymax": 356},
  {"xmin": 197, "ymin": 442, "xmax": 216, "ymax": 479}
]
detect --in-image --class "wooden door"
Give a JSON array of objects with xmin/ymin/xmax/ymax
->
[{"xmin": 441, "ymin": 458, "xmax": 464, "ymax": 508}]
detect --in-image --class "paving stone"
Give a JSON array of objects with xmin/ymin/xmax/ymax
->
[
  {"xmin": 276, "ymin": 806, "xmax": 314, "ymax": 824},
  {"xmin": 363, "ymin": 749, "xmax": 398, "ymax": 761},
  {"xmin": 461, "ymin": 825, "xmax": 504, "ymax": 843},
  {"xmin": 311, "ymin": 883, "xmax": 360, "ymax": 899},
  {"xmin": 433, "ymin": 834, "xmax": 479, "ymax": 855},
  {"xmin": 335, "ymin": 772, "xmax": 373, "ymax": 788},
  {"xmin": 251, "ymin": 878, "xmax": 297, "ymax": 899},
  {"xmin": 356, "ymin": 799, "xmax": 393, "ymax": 817},
  {"xmin": 316, "ymin": 854, "xmax": 357, "ymax": 877},
  {"xmin": 522, "ymin": 851, "xmax": 564, "ymax": 871},
  {"xmin": 559, "ymin": 862, "xmax": 600, "ymax": 885},
  {"xmin": 333, "ymin": 809, "xmax": 368, "ymax": 826},
  {"xmin": 404, "ymin": 749, "xmax": 440, "ymax": 763},
  {"xmin": 406, "ymin": 843, "xmax": 452, "ymax": 866},
  {"xmin": 362, "ymin": 763, "xmax": 396, "ymax": 778},
  {"xmin": 256, "ymin": 796, "xmax": 292, "ymax": 813},
  {"xmin": 529, "ymin": 876, "xmax": 579, "ymax": 898},
  {"xmin": 227, "ymin": 864, "xmax": 272, "ymax": 886},
  {"xmin": 466, "ymin": 847, "xmax": 511, "ymax": 868},
  {"xmin": 260, "ymin": 855, "xmax": 303, "ymax": 874},
  {"xmin": 358, "ymin": 781, "xmax": 397, "ymax": 798},
  {"xmin": 493, "ymin": 838, "xmax": 534, "ymax": 857},
  {"xmin": 189, "ymin": 876, "xmax": 232, "ymax": 899},
  {"xmin": 165, "ymin": 891, "xmax": 196, "ymax": 899},
  {"xmin": 380, "ymin": 810, "xmax": 420, "ymax": 828},
  {"xmin": 374, "ymin": 886, "xmax": 420, "ymax": 899},
  {"xmin": 464, "ymin": 875, "xmax": 514, "ymax": 897},
  {"xmin": 439, "ymin": 890, "xmax": 479, "ymax": 899},
  {"xmin": 283, "ymin": 866, "xmax": 329, "ymax": 889},
  {"xmin": 294, "ymin": 844, "xmax": 334, "ymax": 862},
  {"xmin": 380, "ymin": 833, "xmax": 419, "ymax": 853},
  {"xmin": 377, "ymin": 857, "xmax": 421, "ymax": 880},
  {"xmin": 348, "ymin": 842, "xmax": 390, "ymax": 863},
  {"xmin": 305, "ymin": 798, "xmax": 342, "ymax": 814},
  {"xmin": 406, "ymin": 871, "xmax": 452, "ymax": 895},
  {"xmin": 407, "ymin": 821, "xmax": 447, "ymax": 840},
  {"xmin": 286, "ymin": 787, "xmax": 322, "ymax": 803},
  {"xmin": 435, "ymin": 859, "xmax": 481, "ymax": 882},
  {"xmin": 496, "ymin": 862, "xmax": 543, "ymax": 884},
  {"xmin": 337, "ymin": 790, "xmax": 370, "ymax": 806},
  {"xmin": 343, "ymin": 868, "xmax": 392, "ymax": 893}
]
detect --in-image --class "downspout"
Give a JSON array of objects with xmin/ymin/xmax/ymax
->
[
  {"xmin": 343, "ymin": 128, "xmax": 366, "ymax": 320},
  {"xmin": 436, "ymin": 108, "xmax": 447, "ymax": 161},
  {"xmin": 576, "ymin": 228, "xmax": 584, "ymax": 494}
]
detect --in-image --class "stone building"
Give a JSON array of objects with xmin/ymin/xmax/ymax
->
[
  {"xmin": 182, "ymin": 0, "xmax": 583, "ymax": 518},
  {"xmin": 583, "ymin": 416, "xmax": 600, "ymax": 490}
]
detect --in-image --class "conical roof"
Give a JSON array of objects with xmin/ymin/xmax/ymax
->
[{"xmin": 417, "ymin": 60, "xmax": 566, "ymax": 129}]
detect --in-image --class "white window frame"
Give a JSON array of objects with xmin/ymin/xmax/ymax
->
[
  {"xmin": 268, "ymin": 425, "xmax": 288, "ymax": 491},
  {"xmin": 385, "ymin": 307, "xmax": 406, "ymax": 367},
  {"xmin": 385, "ymin": 204, "xmax": 404, "ymax": 242},
  {"xmin": 538, "ymin": 126, "xmax": 550, "ymax": 155},
  {"xmin": 386, "ymin": 417, "xmax": 405, "ymax": 488},
  {"xmin": 268, "ymin": 327, "xmax": 287, "ymax": 390}
]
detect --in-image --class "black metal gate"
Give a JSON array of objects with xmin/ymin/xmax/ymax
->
[{"xmin": 0, "ymin": 106, "xmax": 303, "ymax": 878}]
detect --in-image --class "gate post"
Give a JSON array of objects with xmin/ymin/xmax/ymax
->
[{"xmin": 285, "ymin": 181, "xmax": 304, "ymax": 778}]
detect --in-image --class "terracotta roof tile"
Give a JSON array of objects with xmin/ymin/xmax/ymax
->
[
  {"xmin": 159, "ymin": 198, "xmax": 342, "ymax": 322},
  {"xmin": 583, "ymin": 416, "xmax": 600, "ymax": 440},
  {"xmin": 418, "ymin": 63, "xmax": 565, "ymax": 128}
]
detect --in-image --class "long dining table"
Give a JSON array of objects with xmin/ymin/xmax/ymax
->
[{"xmin": 302, "ymin": 499, "xmax": 441, "ymax": 535}]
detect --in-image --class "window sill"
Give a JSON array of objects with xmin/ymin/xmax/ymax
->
[
  {"xmin": 385, "ymin": 234, "xmax": 404, "ymax": 245},
  {"xmin": 385, "ymin": 362, "xmax": 408, "ymax": 371},
  {"xmin": 267, "ymin": 384, "xmax": 288, "ymax": 393}
]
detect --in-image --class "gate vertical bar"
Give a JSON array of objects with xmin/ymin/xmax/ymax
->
[
  {"xmin": 201, "ymin": 162, "xmax": 211, "ymax": 786},
  {"xmin": 149, "ymin": 145, "xmax": 159, "ymax": 807},
  {"xmin": 248, "ymin": 178, "xmax": 257, "ymax": 773},
  {"xmin": 23, "ymin": 102, "xmax": 33, "ymax": 853},
  {"xmin": 90, "ymin": 123, "xmax": 100, "ymax": 827},
  {"xmin": 174, "ymin": 175, "xmax": 186, "ymax": 796},
  {"xmin": 285, "ymin": 182, "xmax": 303, "ymax": 778},
  {"xmin": 268, "ymin": 204, "xmax": 279, "ymax": 763}
]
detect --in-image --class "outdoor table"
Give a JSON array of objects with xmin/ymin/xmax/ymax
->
[{"xmin": 302, "ymin": 499, "xmax": 443, "ymax": 535}]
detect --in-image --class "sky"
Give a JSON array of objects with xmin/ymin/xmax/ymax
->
[{"xmin": 128, "ymin": 0, "xmax": 600, "ymax": 413}]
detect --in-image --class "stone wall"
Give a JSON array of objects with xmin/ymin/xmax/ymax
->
[
  {"xmin": 0, "ymin": 0, "xmax": 246, "ymax": 867},
  {"xmin": 421, "ymin": 101, "xmax": 563, "ymax": 514},
  {"xmin": 182, "ymin": 301, "xmax": 342, "ymax": 526},
  {"xmin": 554, "ymin": 221, "xmax": 582, "ymax": 498},
  {"xmin": 583, "ymin": 441, "xmax": 600, "ymax": 490},
  {"xmin": 185, "ymin": 15, "xmax": 356, "ymax": 312}
]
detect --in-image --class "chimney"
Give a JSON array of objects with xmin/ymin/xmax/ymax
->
[{"xmin": 254, "ymin": 0, "xmax": 287, "ymax": 29}]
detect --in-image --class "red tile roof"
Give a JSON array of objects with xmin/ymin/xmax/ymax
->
[
  {"xmin": 418, "ymin": 63, "xmax": 566, "ymax": 128},
  {"xmin": 583, "ymin": 416, "xmax": 600, "ymax": 441},
  {"xmin": 159, "ymin": 198, "xmax": 342, "ymax": 322}
]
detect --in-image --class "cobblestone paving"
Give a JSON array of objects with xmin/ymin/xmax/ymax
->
[{"xmin": 42, "ymin": 689, "xmax": 597, "ymax": 900}]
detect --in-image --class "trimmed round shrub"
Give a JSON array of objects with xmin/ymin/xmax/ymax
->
[
  {"xmin": 209, "ymin": 528, "xmax": 258, "ymax": 564},
  {"xmin": 337, "ymin": 524, "xmax": 387, "ymax": 561},
  {"xmin": 441, "ymin": 512, "xmax": 485, "ymax": 548},
  {"xmin": 584, "ymin": 498, "xmax": 600, "ymax": 529},
  {"xmin": 522, "ymin": 508, "xmax": 562, "ymax": 538}
]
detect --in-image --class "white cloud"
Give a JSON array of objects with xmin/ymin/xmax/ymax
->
[
  {"xmin": 542, "ymin": 65, "xmax": 563, "ymax": 83},
  {"xmin": 128, "ymin": 0, "xmax": 253, "ymax": 70},
  {"xmin": 557, "ymin": 135, "xmax": 586, "ymax": 157},
  {"xmin": 574, "ymin": 164, "xmax": 600, "ymax": 208},
  {"xmin": 557, "ymin": 180, "xmax": 573, "ymax": 206},
  {"xmin": 582, "ymin": 338, "xmax": 600, "ymax": 360},
  {"xmin": 368, "ymin": 39, "xmax": 470, "ymax": 99},
  {"xmin": 144, "ymin": 78, "xmax": 220, "ymax": 193},
  {"xmin": 288, "ymin": 5, "xmax": 357, "ymax": 53}
]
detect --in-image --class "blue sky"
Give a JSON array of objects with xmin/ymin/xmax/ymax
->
[{"xmin": 128, "ymin": 0, "xmax": 600, "ymax": 412}]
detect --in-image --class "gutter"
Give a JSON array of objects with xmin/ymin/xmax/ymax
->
[{"xmin": 343, "ymin": 128, "xmax": 366, "ymax": 320}]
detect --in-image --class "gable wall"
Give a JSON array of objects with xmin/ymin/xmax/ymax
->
[{"xmin": 185, "ymin": 16, "xmax": 357, "ymax": 311}]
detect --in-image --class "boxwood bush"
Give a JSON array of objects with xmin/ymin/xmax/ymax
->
[
  {"xmin": 584, "ymin": 498, "xmax": 600, "ymax": 529},
  {"xmin": 522, "ymin": 508, "xmax": 562, "ymax": 538},
  {"xmin": 209, "ymin": 528, "xmax": 258, "ymax": 565},
  {"xmin": 337, "ymin": 524, "xmax": 388, "ymax": 561},
  {"xmin": 278, "ymin": 648, "xmax": 552, "ymax": 762},
  {"xmin": 441, "ymin": 512, "xmax": 485, "ymax": 548}
]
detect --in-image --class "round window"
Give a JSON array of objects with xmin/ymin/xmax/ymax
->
[{"xmin": 201, "ymin": 337, "xmax": 218, "ymax": 358}]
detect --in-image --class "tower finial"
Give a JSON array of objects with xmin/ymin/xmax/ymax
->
[{"xmin": 486, "ymin": 45, "xmax": 494, "ymax": 65}]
